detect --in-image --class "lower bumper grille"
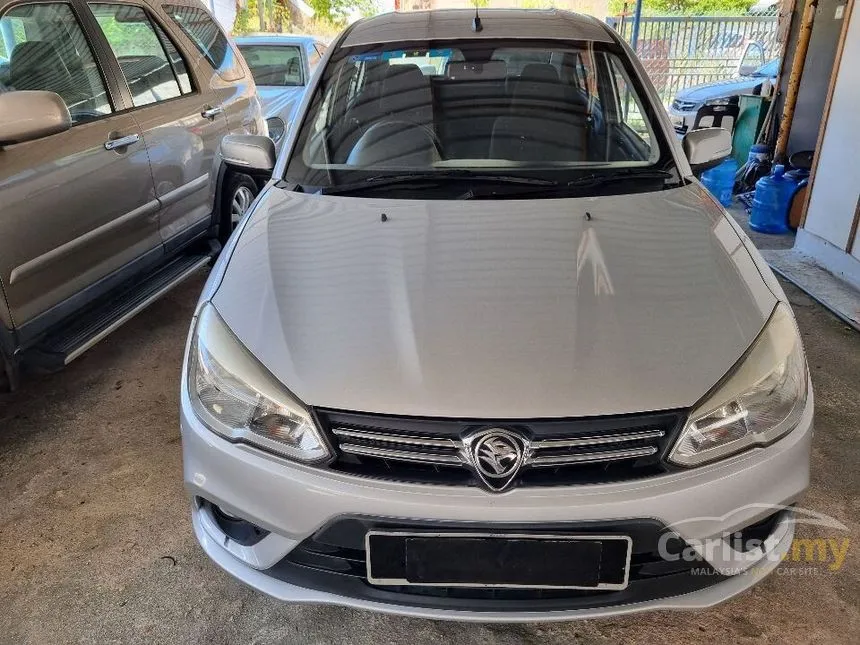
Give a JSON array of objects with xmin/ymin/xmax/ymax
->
[
  {"xmin": 317, "ymin": 409, "xmax": 686, "ymax": 488},
  {"xmin": 268, "ymin": 516, "xmax": 731, "ymax": 612}
]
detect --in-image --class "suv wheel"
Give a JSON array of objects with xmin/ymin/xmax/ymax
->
[{"xmin": 220, "ymin": 173, "xmax": 259, "ymax": 243}]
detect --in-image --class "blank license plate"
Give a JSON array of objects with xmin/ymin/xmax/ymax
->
[{"xmin": 366, "ymin": 532, "xmax": 632, "ymax": 590}]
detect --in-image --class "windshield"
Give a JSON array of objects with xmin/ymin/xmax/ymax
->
[
  {"xmin": 753, "ymin": 59, "xmax": 779, "ymax": 77},
  {"xmin": 284, "ymin": 39, "xmax": 677, "ymax": 197},
  {"xmin": 238, "ymin": 44, "xmax": 304, "ymax": 86}
]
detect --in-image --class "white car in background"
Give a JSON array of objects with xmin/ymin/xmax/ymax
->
[
  {"xmin": 668, "ymin": 58, "xmax": 779, "ymax": 135},
  {"xmin": 235, "ymin": 34, "xmax": 327, "ymax": 147}
]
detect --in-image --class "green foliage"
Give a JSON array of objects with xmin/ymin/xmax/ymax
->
[
  {"xmin": 308, "ymin": 0, "xmax": 378, "ymax": 23},
  {"xmin": 607, "ymin": 0, "xmax": 755, "ymax": 16},
  {"xmin": 232, "ymin": 1, "xmax": 254, "ymax": 35},
  {"xmin": 232, "ymin": 0, "xmax": 294, "ymax": 35}
]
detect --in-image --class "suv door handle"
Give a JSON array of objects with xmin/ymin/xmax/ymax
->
[
  {"xmin": 104, "ymin": 133, "xmax": 140, "ymax": 151},
  {"xmin": 201, "ymin": 105, "xmax": 224, "ymax": 120}
]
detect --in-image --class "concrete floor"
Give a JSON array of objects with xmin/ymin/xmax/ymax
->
[{"xmin": 1, "ymin": 270, "xmax": 859, "ymax": 644}]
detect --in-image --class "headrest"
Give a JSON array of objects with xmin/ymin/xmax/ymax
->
[
  {"xmin": 10, "ymin": 42, "xmax": 66, "ymax": 79},
  {"xmin": 513, "ymin": 62, "xmax": 565, "ymax": 104},
  {"xmin": 520, "ymin": 63, "xmax": 560, "ymax": 84},
  {"xmin": 10, "ymin": 42, "xmax": 73, "ymax": 94},
  {"xmin": 379, "ymin": 63, "xmax": 431, "ymax": 117}
]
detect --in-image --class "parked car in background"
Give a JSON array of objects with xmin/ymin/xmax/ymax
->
[
  {"xmin": 235, "ymin": 34, "xmax": 327, "ymax": 148},
  {"xmin": 668, "ymin": 58, "xmax": 778, "ymax": 135},
  {"xmin": 0, "ymin": 0, "xmax": 265, "ymax": 390},
  {"xmin": 181, "ymin": 9, "xmax": 812, "ymax": 620}
]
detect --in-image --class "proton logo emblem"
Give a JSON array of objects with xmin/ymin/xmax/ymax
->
[{"xmin": 463, "ymin": 428, "xmax": 526, "ymax": 492}]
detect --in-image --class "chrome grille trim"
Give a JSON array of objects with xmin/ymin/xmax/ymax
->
[
  {"xmin": 530, "ymin": 429, "xmax": 665, "ymax": 449},
  {"xmin": 338, "ymin": 442, "xmax": 466, "ymax": 465},
  {"xmin": 325, "ymin": 412, "xmax": 679, "ymax": 488},
  {"xmin": 527, "ymin": 446, "xmax": 659, "ymax": 467},
  {"xmin": 332, "ymin": 427, "xmax": 457, "ymax": 449}
]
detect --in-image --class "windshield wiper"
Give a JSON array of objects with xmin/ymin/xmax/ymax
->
[
  {"xmin": 456, "ymin": 169, "xmax": 677, "ymax": 199},
  {"xmin": 565, "ymin": 169, "xmax": 676, "ymax": 188},
  {"xmin": 319, "ymin": 172, "xmax": 557, "ymax": 195}
]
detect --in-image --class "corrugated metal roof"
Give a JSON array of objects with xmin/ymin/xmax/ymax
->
[{"xmin": 341, "ymin": 9, "xmax": 614, "ymax": 47}]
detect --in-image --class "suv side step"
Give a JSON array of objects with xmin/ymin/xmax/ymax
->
[{"xmin": 27, "ymin": 253, "xmax": 211, "ymax": 368}]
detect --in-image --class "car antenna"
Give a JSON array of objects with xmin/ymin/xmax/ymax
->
[{"xmin": 472, "ymin": 4, "xmax": 483, "ymax": 32}]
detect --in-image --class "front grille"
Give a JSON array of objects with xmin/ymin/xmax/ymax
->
[{"xmin": 317, "ymin": 409, "xmax": 686, "ymax": 488}]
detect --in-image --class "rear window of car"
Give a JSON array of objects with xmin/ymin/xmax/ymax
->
[
  {"xmin": 162, "ymin": 4, "xmax": 243, "ymax": 80},
  {"xmin": 284, "ymin": 38, "xmax": 674, "ymax": 195},
  {"xmin": 238, "ymin": 44, "xmax": 303, "ymax": 86}
]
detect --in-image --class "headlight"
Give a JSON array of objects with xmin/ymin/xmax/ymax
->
[
  {"xmin": 266, "ymin": 117, "xmax": 286, "ymax": 143},
  {"xmin": 187, "ymin": 303, "xmax": 330, "ymax": 463},
  {"xmin": 669, "ymin": 303, "xmax": 808, "ymax": 467},
  {"xmin": 705, "ymin": 97, "xmax": 733, "ymax": 106}
]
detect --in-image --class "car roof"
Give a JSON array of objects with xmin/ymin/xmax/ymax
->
[
  {"xmin": 235, "ymin": 34, "xmax": 321, "ymax": 47},
  {"xmin": 341, "ymin": 9, "xmax": 614, "ymax": 48}
]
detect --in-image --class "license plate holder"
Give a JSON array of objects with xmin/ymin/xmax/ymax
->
[{"xmin": 365, "ymin": 531, "xmax": 632, "ymax": 590}]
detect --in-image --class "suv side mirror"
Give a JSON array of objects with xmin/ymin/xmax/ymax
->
[
  {"xmin": 220, "ymin": 135, "xmax": 277, "ymax": 173},
  {"xmin": 0, "ymin": 91, "xmax": 71, "ymax": 146},
  {"xmin": 683, "ymin": 127, "xmax": 732, "ymax": 173}
]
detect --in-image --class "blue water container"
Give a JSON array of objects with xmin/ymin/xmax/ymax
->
[
  {"xmin": 750, "ymin": 165, "xmax": 793, "ymax": 234},
  {"xmin": 701, "ymin": 157, "xmax": 738, "ymax": 207},
  {"xmin": 747, "ymin": 143, "xmax": 769, "ymax": 164}
]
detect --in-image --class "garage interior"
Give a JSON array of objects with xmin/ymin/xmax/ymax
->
[{"xmin": 2, "ymin": 1, "xmax": 860, "ymax": 643}]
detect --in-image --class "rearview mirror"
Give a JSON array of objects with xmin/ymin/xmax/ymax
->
[
  {"xmin": 0, "ymin": 91, "xmax": 71, "ymax": 146},
  {"xmin": 683, "ymin": 127, "xmax": 732, "ymax": 173},
  {"xmin": 220, "ymin": 134, "xmax": 277, "ymax": 173}
]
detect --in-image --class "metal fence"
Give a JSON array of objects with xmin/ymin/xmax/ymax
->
[{"xmin": 609, "ymin": 15, "xmax": 780, "ymax": 106}]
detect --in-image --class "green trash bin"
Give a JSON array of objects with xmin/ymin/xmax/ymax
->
[{"xmin": 733, "ymin": 95, "xmax": 770, "ymax": 166}]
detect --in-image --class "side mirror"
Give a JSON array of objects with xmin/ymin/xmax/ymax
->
[
  {"xmin": 0, "ymin": 91, "xmax": 71, "ymax": 146},
  {"xmin": 738, "ymin": 64, "xmax": 757, "ymax": 76},
  {"xmin": 219, "ymin": 134, "xmax": 277, "ymax": 173},
  {"xmin": 683, "ymin": 127, "xmax": 732, "ymax": 173}
]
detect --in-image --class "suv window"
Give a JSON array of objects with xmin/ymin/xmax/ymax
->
[
  {"xmin": 0, "ymin": 2, "xmax": 112, "ymax": 123},
  {"xmin": 162, "ymin": 4, "xmax": 242, "ymax": 80},
  {"xmin": 90, "ymin": 3, "xmax": 191, "ymax": 107}
]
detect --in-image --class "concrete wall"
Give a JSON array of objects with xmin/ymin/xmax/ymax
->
[
  {"xmin": 799, "ymin": 1, "xmax": 860, "ymax": 288},
  {"xmin": 777, "ymin": 0, "xmax": 848, "ymax": 156},
  {"xmin": 207, "ymin": 0, "xmax": 237, "ymax": 32}
]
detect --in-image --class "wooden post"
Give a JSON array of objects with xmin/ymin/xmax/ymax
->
[{"xmin": 774, "ymin": 0, "xmax": 818, "ymax": 161}]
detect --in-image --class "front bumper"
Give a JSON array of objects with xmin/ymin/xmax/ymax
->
[{"xmin": 181, "ymin": 387, "xmax": 813, "ymax": 621}]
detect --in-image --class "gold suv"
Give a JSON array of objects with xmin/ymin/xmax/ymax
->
[{"xmin": 0, "ymin": 0, "xmax": 268, "ymax": 389}]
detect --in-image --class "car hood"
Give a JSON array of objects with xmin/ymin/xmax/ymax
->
[
  {"xmin": 212, "ymin": 185, "xmax": 776, "ymax": 418},
  {"xmin": 256, "ymin": 85, "xmax": 306, "ymax": 121},
  {"xmin": 676, "ymin": 77, "xmax": 763, "ymax": 104}
]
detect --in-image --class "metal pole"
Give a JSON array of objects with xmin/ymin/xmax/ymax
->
[
  {"xmin": 775, "ymin": 0, "xmax": 818, "ymax": 161},
  {"xmin": 631, "ymin": 0, "xmax": 644, "ymax": 53}
]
